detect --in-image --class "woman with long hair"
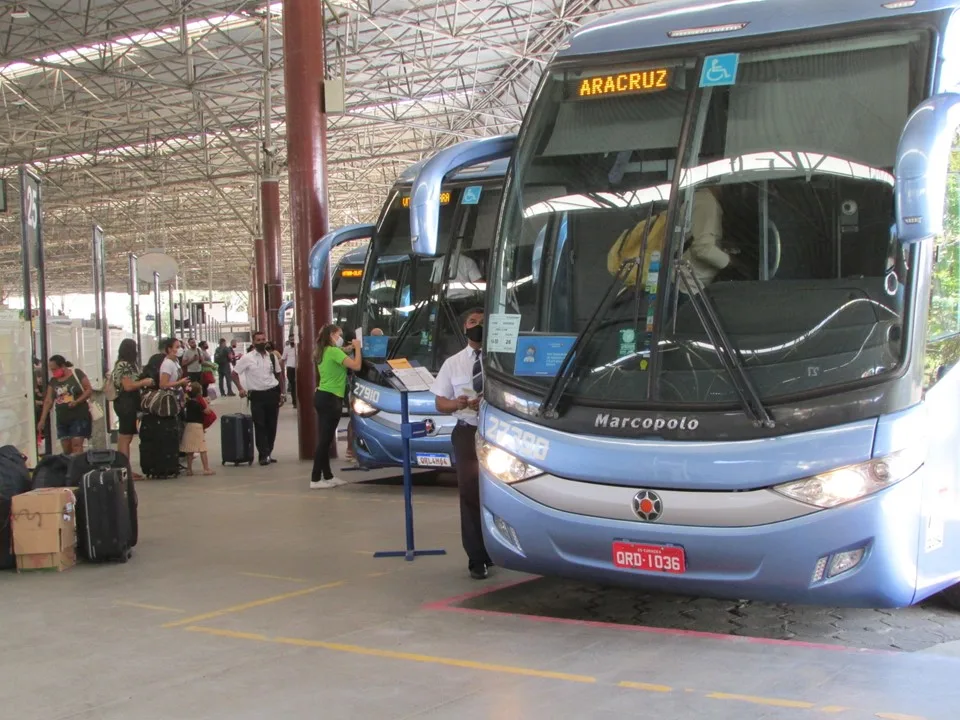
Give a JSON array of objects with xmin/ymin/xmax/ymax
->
[
  {"xmin": 310, "ymin": 323, "xmax": 362, "ymax": 489},
  {"xmin": 36, "ymin": 355, "xmax": 93, "ymax": 454},
  {"xmin": 111, "ymin": 339, "xmax": 154, "ymax": 478}
]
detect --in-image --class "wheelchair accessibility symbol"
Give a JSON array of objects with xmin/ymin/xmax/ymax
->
[{"xmin": 699, "ymin": 53, "xmax": 740, "ymax": 87}]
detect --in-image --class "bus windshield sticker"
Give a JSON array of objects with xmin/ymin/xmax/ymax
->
[
  {"xmin": 514, "ymin": 335, "xmax": 576, "ymax": 377},
  {"xmin": 700, "ymin": 53, "xmax": 739, "ymax": 87},
  {"xmin": 487, "ymin": 313, "xmax": 522, "ymax": 353},
  {"xmin": 462, "ymin": 185, "xmax": 483, "ymax": 205},
  {"xmin": 618, "ymin": 328, "xmax": 636, "ymax": 358},
  {"xmin": 362, "ymin": 334, "xmax": 389, "ymax": 358}
]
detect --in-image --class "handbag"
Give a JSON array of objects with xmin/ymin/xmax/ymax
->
[
  {"xmin": 201, "ymin": 370, "xmax": 215, "ymax": 385},
  {"xmin": 141, "ymin": 388, "xmax": 179, "ymax": 418},
  {"xmin": 198, "ymin": 397, "xmax": 217, "ymax": 430},
  {"xmin": 89, "ymin": 401, "xmax": 104, "ymax": 422}
]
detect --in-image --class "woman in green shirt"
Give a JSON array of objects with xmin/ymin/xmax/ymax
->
[{"xmin": 311, "ymin": 323, "xmax": 362, "ymax": 489}]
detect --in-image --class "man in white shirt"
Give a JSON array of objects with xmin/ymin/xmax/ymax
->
[
  {"xmin": 431, "ymin": 252, "xmax": 483, "ymax": 300},
  {"xmin": 431, "ymin": 307, "xmax": 492, "ymax": 580},
  {"xmin": 281, "ymin": 339, "xmax": 298, "ymax": 409},
  {"xmin": 232, "ymin": 330, "xmax": 285, "ymax": 466}
]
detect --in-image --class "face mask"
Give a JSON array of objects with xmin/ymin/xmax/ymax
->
[
  {"xmin": 254, "ymin": 342, "xmax": 266, "ymax": 353},
  {"xmin": 334, "ymin": 335, "xmax": 344, "ymax": 348},
  {"xmin": 51, "ymin": 369, "xmax": 66, "ymax": 380},
  {"xmin": 465, "ymin": 324, "xmax": 484, "ymax": 343}
]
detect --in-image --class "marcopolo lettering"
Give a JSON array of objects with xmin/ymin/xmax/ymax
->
[{"xmin": 594, "ymin": 413, "xmax": 699, "ymax": 431}]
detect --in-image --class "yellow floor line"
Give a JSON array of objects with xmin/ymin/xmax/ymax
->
[
  {"xmin": 185, "ymin": 625, "xmax": 597, "ymax": 684},
  {"xmin": 705, "ymin": 692, "xmax": 815, "ymax": 709},
  {"xmin": 875, "ymin": 714, "xmax": 928, "ymax": 720},
  {"xmin": 818, "ymin": 706, "xmax": 851, "ymax": 714},
  {"xmin": 114, "ymin": 601, "xmax": 186, "ymax": 613},
  {"xmin": 239, "ymin": 572, "xmax": 308, "ymax": 583},
  {"xmin": 162, "ymin": 581, "xmax": 345, "ymax": 629},
  {"xmin": 618, "ymin": 680, "xmax": 673, "ymax": 693}
]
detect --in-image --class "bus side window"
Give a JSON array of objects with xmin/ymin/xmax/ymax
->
[{"xmin": 923, "ymin": 127, "xmax": 960, "ymax": 389}]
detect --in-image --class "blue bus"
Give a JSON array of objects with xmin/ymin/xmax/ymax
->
[
  {"xmin": 349, "ymin": 137, "xmax": 514, "ymax": 470},
  {"xmin": 419, "ymin": 0, "xmax": 960, "ymax": 608},
  {"xmin": 332, "ymin": 243, "xmax": 369, "ymax": 332}
]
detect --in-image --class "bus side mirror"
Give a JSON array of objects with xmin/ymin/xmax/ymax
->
[
  {"xmin": 308, "ymin": 223, "xmax": 375, "ymax": 290},
  {"xmin": 895, "ymin": 93, "xmax": 960, "ymax": 243},
  {"xmin": 409, "ymin": 134, "xmax": 516, "ymax": 256}
]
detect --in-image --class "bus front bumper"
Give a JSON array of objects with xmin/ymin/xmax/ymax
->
[
  {"xmin": 352, "ymin": 413, "xmax": 458, "ymax": 470},
  {"xmin": 480, "ymin": 469, "xmax": 924, "ymax": 608}
]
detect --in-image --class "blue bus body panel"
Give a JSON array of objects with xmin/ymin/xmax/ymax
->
[
  {"xmin": 559, "ymin": 0, "xmax": 960, "ymax": 59},
  {"xmin": 351, "ymin": 381, "xmax": 458, "ymax": 468},
  {"xmin": 482, "ymin": 467, "xmax": 922, "ymax": 607},
  {"xmin": 480, "ymin": 405, "xmax": 877, "ymax": 491}
]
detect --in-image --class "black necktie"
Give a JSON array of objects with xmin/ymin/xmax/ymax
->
[{"xmin": 472, "ymin": 349, "xmax": 483, "ymax": 394}]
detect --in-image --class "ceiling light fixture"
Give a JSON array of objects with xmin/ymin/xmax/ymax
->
[{"xmin": 10, "ymin": 7, "xmax": 31, "ymax": 20}]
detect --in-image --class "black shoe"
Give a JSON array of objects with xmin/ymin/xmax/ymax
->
[
  {"xmin": 259, "ymin": 458, "xmax": 270, "ymax": 466},
  {"xmin": 469, "ymin": 565, "xmax": 488, "ymax": 580},
  {"xmin": 268, "ymin": 457, "xmax": 277, "ymax": 464}
]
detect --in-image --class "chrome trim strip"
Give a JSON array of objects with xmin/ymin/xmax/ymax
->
[
  {"xmin": 366, "ymin": 410, "xmax": 455, "ymax": 437},
  {"xmin": 512, "ymin": 474, "xmax": 817, "ymax": 528}
]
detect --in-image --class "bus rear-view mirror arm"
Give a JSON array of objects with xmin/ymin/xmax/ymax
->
[
  {"xmin": 895, "ymin": 92, "xmax": 960, "ymax": 244},
  {"xmin": 409, "ymin": 134, "xmax": 516, "ymax": 256},
  {"xmin": 308, "ymin": 223, "xmax": 375, "ymax": 290}
]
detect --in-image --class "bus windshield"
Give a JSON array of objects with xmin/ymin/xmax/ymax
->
[
  {"xmin": 332, "ymin": 260, "xmax": 364, "ymax": 330},
  {"xmin": 489, "ymin": 30, "xmax": 929, "ymax": 408},
  {"xmin": 362, "ymin": 184, "xmax": 502, "ymax": 371}
]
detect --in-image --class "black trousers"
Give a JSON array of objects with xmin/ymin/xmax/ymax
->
[
  {"xmin": 248, "ymin": 387, "xmax": 281, "ymax": 461},
  {"xmin": 312, "ymin": 390, "xmax": 342, "ymax": 481},
  {"xmin": 451, "ymin": 422, "xmax": 491, "ymax": 569},
  {"xmin": 218, "ymin": 364, "xmax": 234, "ymax": 395},
  {"xmin": 286, "ymin": 367, "xmax": 298, "ymax": 407}
]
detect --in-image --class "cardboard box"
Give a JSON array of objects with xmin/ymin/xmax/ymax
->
[{"xmin": 11, "ymin": 488, "xmax": 77, "ymax": 572}]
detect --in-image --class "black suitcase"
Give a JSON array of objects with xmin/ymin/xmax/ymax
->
[
  {"xmin": 69, "ymin": 450, "xmax": 138, "ymax": 548},
  {"xmin": 0, "ymin": 497, "xmax": 12, "ymax": 570},
  {"xmin": 221, "ymin": 413, "xmax": 254, "ymax": 466},
  {"xmin": 32, "ymin": 454, "xmax": 73, "ymax": 489},
  {"xmin": 79, "ymin": 467, "xmax": 133, "ymax": 563},
  {"xmin": 140, "ymin": 415, "xmax": 181, "ymax": 478}
]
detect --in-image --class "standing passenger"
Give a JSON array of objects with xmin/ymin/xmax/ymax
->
[
  {"xmin": 431, "ymin": 308, "xmax": 492, "ymax": 579},
  {"xmin": 111, "ymin": 339, "xmax": 154, "ymax": 478},
  {"xmin": 232, "ymin": 331, "xmax": 285, "ymax": 466},
  {"xmin": 36, "ymin": 355, "xmax": 94, "ymax": 455},
  {"xmin": 310, "ymin": 324, "xmax": 362, "ymax": 489},
  {"xmin": 281, "ymin": 338, "xmax": 298, "ymax": 408}
]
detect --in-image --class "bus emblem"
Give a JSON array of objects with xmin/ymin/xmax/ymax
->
[{"xmin": 632, "ymin": 490, "xmax": 663, "ymax": 522}]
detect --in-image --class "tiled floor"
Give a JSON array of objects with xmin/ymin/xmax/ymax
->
[{"xmin": 3, "ymin": 398, "xmax": 958, "ymax": 719}]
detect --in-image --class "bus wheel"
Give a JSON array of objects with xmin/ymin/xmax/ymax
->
[{"xmin": 939, "ymin": 583, "xmax": 960, "ymax": 611}]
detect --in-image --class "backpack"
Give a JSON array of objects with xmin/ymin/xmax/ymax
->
[
  {"xmin": 607, "ymin": 212, "xmax": 668, "ymax": 288},
  {"xmin": 31, "ymin": 454, "xmax": 72, "ymax": 489},
  {"xmin": 0, "ymin": 446, "xmax": 31, "ymax": 499},
  {"xmin": 104, "ymin": 363, "xmax": 126, "ymax": 402}
]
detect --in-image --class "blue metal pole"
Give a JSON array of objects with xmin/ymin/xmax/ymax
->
[{"xmin": 401, "ymin": 390, "xmax": 415, "ymax": 560}]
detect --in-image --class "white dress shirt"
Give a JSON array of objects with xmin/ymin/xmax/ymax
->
[
  {"xmin": 431, "ymin": 345, "xmax": 481, "ymax": 426},
  {"xmin": 281, "ymin": 344, "xmax": 297, "ymax": 369},
  {"xmin": 234, "ymin": 350, "xmax": 280, "ymax": 391},
  {"xmin": 430, "ymin": 254, "xmax": 483, "ymax": 300}
]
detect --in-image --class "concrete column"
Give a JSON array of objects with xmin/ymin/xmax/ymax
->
[
  {"xmin": 282, "ymin": 0, "xmax": 332, "ymax": 460},
  {"xmin": 260, "ymin": 179, "xmax": 284, "ymax": 346},
  {"xmin": 253, "ymin": 235, "xmax": 268, "ymax": 334}
]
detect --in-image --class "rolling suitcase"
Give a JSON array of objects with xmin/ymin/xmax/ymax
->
[
  {"xmin": 221, "ymin": 413, "xmax": 254, "ymax": 466},
  {"xmin": 79, "ymin": 467, "xmax": 133, "ymax": 563},
  {"xmin": 69, "ymin": 450, "xmax": 138, "ymax": 548},
  {"xmin": 140, "ymin": 415, "xmax": 181, "ymax": 479}
]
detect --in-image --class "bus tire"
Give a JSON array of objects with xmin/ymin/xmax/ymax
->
[{"xmin": 939, "ymin": 583, "xmax": 960, "ymax": 611}]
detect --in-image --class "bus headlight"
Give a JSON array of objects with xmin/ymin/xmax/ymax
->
[
  {"xmin": 477, "ymin": 440, "xmax": 543, "ymax": 485},
  {"xmin": 772, "ymin": 449, "xmax": 922, "ymax": 509},
  {"xmin": 351, "ymin": 396, "xmax": 379, "ymax": 418}
]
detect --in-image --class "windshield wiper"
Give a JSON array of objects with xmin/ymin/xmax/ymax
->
[
  {"xmin": 537, "ymin": 258, "xmax": 637, "ymax": 419},
  {"xmin": 678, "ymin": 265, "xmax": 775, "ymax": 428},
  {"xmin": 388, "ymin": 295, "xmax": 429, "ymax": 360}
]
